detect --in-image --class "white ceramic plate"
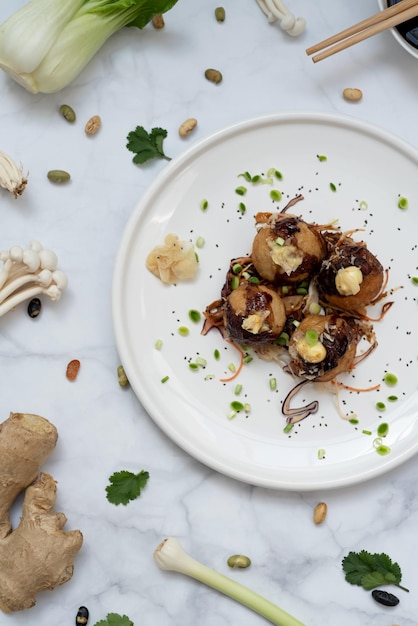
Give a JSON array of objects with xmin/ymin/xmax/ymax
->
[{"xmin": 113, "ymin": 112, "xmax": 418, "ymax": 490}]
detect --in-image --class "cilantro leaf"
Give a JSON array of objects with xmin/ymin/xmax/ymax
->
[
  {"xmin": 93, "ymin": 613, "xmax": 133, "ymax": 626},
  {"xmin": 342, "ymin": 550, "xmax": 409, "ymax": 592},
  {"xmin": 106, "ymin": 470, "xmax": 150, "ymax": 505},
  {"xmin": 126, "ymin": 126, "xmax": 171, "ymax": 164}
]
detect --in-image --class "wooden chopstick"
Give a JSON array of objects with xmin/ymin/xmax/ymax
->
[{"xmin": 306, "ymin": 0, "xmax": 418, "ymax": 62}]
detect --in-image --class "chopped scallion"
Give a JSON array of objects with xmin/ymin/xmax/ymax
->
[
  {"xmin": 234, "ymin": 384, "xmax": 242, "ymax": 395},
  {"xmin": 231, "ymin": 276, "xmax": 239, "ymax": 290},
  {"xmin": 270, "ymin": 189, "xmax": 282, "ymax": 202},
  {"xmin": 178, "ymin": 326, "xmax": 189, "ymax": 336},
  {"xmin": 398, "ymin": 196, "xmax": 408, "ymax": 210},
  {"xmin": 384, "ymin": 372, "xmax": 398, "ymax": 386},
  {"xmin": 188, "ymin": 309, "xmax": 201, "ymax": 323},
  {"xmin": 235, "ymin": 186, "xmax": 247, "ymax": 196},
  {"xmin": 305, "ymin": 329, "xmax": 319, "ymax": 345},
  {"xmin": 377, "ymin": 422, "xmax": 389, "ymax": 437},
  {"xmin": 200, "ymin": 199, "xmax": 209, "ymax": 211}
]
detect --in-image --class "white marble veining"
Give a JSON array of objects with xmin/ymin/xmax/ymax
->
[{"xmin": 1, "ymin": 1, "xmax": 418, "ymax": 625}]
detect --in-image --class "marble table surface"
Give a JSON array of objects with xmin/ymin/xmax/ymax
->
[{"xmin": 1, "ymin": 1, "xmax": 417, "ymax": 625}]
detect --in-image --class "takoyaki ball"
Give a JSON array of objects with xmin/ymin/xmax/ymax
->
[
  {"xmin": 287, "ymin": 314, "xmax": 362, "ymax": 382},
  {"xmin": 315, "ymin": 237, "xmax": 384, "ymax": 312},
  {"xmin": 251, "ymin": 213, "xmax": 326, "ymax": 285},
  {"xmin": 224, "ymin": 283, "xmax": 286, "ymax": 345}
]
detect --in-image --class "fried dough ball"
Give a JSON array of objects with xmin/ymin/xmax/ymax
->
[
  {"xmin": 287, "ymin": 314, "xmax": 363, "ymax": 382},
  {"xmin": 251, "ymin": 213, "xmax": 326, "ymax": 285},
  {"xmin": 315, "ymin": 234, "xmax": 384, "ymax": 312},
  {"xmin": 223, "ymin": 283, "xmax": 286, "ymax": 345}
]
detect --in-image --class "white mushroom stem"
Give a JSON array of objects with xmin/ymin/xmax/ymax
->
[
  {"xmin": 0, "ymin": 280, "xmax": 66, "ymax": 317},
  {"xmin": 0, "ymin": 150, "xmax": 28, "ymax": 198},
  {"xmin": 0, "ymin": 269, "xmax": 54, "ymax": 304},
  {"xmin": 256, "ymin": 0, "xmax": 306, "ymax": 36}
]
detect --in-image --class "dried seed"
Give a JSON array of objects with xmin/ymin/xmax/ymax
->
[
  {"xmin": 313, "ymin": 502, "xmax": 327, "ymax": 524},
  {"xmin": 179, "ymin": 117, "xmax": 198, "ymax": 137},
  {"xmin": 66, "ymin": 359, "xmax": 80, "ymax": 381},
  {"xmin": 117, "ymin": 364, "xmax": 129, "ymax": 388},
  {"xmin": 59, "ymin": 104, "xmax": 76, "ymax": 123},
  {"xmin": 343, "ymin": 87, "xmax": 363, "ymax": 102},
  {"xmin": 76, "ymin": 605, "xmax": 89, "ymax": 625},
  {"xmin": 152, "ymin": 14, "xmax": 165, "ymax": 28},
  {"xmin": 27, "ymin": 297, "xmax": 41, "ymax": 318},
  {"xmin": 205, "ymin": 68, "xmax": 222, "ymax": 84},
  {"xmin": 215, "ymin": 7, "xmax": 225, "ymax": 22},
  {"xmin": 47, "ymin": 169, "xmax": 71, "ymax": 184},
  {"xmin": 227, "ymin": 554, "xmax": 251, "ymax": 569},
  {"xmin": 84, "ymin": 115, "xmax": 101, "ymax": 136},
  {"xmin": 371, "ymin": 589, "xmax": 399, "ymax": 607}
]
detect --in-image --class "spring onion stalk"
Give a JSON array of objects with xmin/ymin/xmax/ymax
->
[
  {"xmin": 154, "ymin": 538, "xmax": 305, "ymax": 626},
  {"xmin": 0, "ymin": 0, "xmax": 179, "ymax": 94}
]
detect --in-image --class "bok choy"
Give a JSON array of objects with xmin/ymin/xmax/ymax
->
[{"xmin": 0, "ymin": 0, "xmax": 179, "ymax": 94}]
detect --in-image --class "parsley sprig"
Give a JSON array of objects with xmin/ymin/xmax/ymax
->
[
  {"xmin": 126, "ymin": 126, "xmax": 171, "ymax": 164},
  {"xmin": 93, "ymin": 613, "xmax": 133, "ymax": 626},
  {"xmin": 106, "ymin": 470, "xmax": 150, "ymax": 505},
  {"xmin": 342, "ymin": 550, "xmax": 409, "ymax": 592}
]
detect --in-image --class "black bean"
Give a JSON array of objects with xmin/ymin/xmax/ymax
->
[
  {"xmin": 27, "ymin": 298, "xmax": 41, "ymax": 318},
  {"xmin": 371, "ymin": 589, "xmax": 399, "ymax": 606},
  {"xmin": 76, "ymin": 605, "xmax": 89, "ymax": 625}
]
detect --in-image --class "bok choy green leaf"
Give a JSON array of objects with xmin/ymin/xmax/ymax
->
[{"xmin": 0, "ymin": 0, "xmax": 179, "ymax": 94}]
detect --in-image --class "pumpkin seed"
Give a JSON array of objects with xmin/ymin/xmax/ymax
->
[
  {"xmin": 205, "ymin": 68, "xmax": 222, "ymax": 84},
  {"xmin": 215, "ymin": 7, "xmax": 225, "ymax": 22},
  {"xmin": 59, "ymin": 104, "xmax": 76, "ymax": 123},
  {"xmin": 227, "ymin": 554, "xmax": 251, "ymax": 569},
  {"xmin": 47, "ymin": 170, "xmax": 71, "ymax": 184}
]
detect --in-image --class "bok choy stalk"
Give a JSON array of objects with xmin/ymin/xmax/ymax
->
[
  {"xmin": 0, "ymin": 0, "xmax": 179, "ymax": 94},
  {"xmin": 154, "ymin": 537, "xmax": 305, "ymax": 626}
]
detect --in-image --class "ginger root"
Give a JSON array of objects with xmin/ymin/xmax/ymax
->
[{"xmin": 0, "ymin": 412, "xmax": 83, "ymax": 613}]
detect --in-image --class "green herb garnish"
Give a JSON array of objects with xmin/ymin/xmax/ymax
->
[
  {"xmin": 94, "ymin": 614, "xmax": 134, "ymax": 626},
  {"xmin": 126, "ymin": 126, "xmax": 171, "ymax": 164},
  {"xmin": 397, "ymin": 196, "xmax": 408, "ymax": 210},
  {"xmin": 342, "ymin": 550, "xmax": 409, "ymax": 592},
  {"xmin": 106, "ymin": 470, "xmax": 150, "ymax": 506}
]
